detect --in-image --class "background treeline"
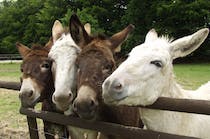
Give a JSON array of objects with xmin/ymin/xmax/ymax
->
[{"xmin": 0, "ymin": 0, "xmax": 209, "ymax": 61}]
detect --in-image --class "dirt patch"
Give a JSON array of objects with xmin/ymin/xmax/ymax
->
[
  {"xmin": 0, "ymin": 122, "xmax": 29, "ymax": 139},
  {"xmin": 0, "ymin": 88, "xmax": 46, "ymax": 139}
]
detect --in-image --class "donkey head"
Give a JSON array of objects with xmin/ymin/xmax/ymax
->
[
  {"xmin": 17, "ymin": 40, "xmax": 53, "ymax": 108},
  {"xmin": 102, "ymin": 28, "xmax": 209, "ymax": 106},
  {"xmin": 70, "ymin": 14, "xmax": 134, "ymax": 119}
]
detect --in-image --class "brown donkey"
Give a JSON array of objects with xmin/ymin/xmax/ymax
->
[
  {"xmin": 70, "ymin": 14, "xmax": 142, "ymax": 139},
  {"xmin": 17, "ymin": 40, "xmax": 67, "ymax": 139}
]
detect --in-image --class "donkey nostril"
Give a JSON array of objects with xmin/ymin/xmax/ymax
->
[
  {"xmin": 68, "ymin": 92, "xmax": 72, "ymax": 98},
  {"xmin": 90, "ymin": 100, "xmax": 95, "ymax": 107},
  {"xmin": 73, "ymin": 102, "xmax": 77, "ymax": 111},
  {"xmin": 114, "ymin": 83, "xmax": 122, "ymax": 90},
  {"xmin": 27, "ymin": 90, "xmax": 33, "ymax": 98}
]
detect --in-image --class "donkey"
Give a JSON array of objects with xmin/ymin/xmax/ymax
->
[
  {"xmin": 102, "ymin": 28, "xmax": 210, "ymax": 138},
  {"xmin": 17, "ymin": 38, "xmax": 67, "ymax": 139},
  {"xmin": 48, "ymin": 19, "xmax": 95, "ymax": 139},
  {"xmin": 70, "ymin": 14, "xmax": 141, "ymax": 139},
  {"xmin": 48, "ymin": 20, "xmax": 81, "ymax": 112}
]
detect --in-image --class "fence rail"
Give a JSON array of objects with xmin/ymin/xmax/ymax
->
[
  {"xmin": 1, "ymin": 81, "xmax": 209, "ymax": 139},
  {"xmin": 0, "ymin": 54, "xmax": 22, "ymax": 60},
  {"xmin": 19, "ymin": 107, "xmax": 198, "ymax": 139},
  {"xmin": 0, "ymin": 81, "xmax": 20, "ymax": 90}
]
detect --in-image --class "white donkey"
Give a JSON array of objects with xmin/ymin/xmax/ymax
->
[
  {"xmin": 49, "ymin": 20, "xmax": 81, "ymax": 111},
  {"xmin": 102, "ymin": 28, "xmax": 210, "ymax": 138},
  {"xmin": 49, "ymin": 20, "xmax": 98, "ymax": 139},
  {"xmin": 49, "ymin": 20, "xmax": 91, "ymax": 111}
]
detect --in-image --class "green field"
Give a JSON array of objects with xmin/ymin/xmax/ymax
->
[
  {"xmin": 0, "ymin": 62, "xmax": 209, "ymax": 88},
  {"xmin": 0, "ymin": 62, "xmax": 210, "ymax": 138},
  {"xmin": 174, "ymin": 63, "xmax": 210, "ymax": 90},
  {"xmin": 0, "ymin": 62, "xmax": 42, "ymax": 138},
  {"xmin": 0, "ymin": 62, "xmax": 21, "ymax": 82}
]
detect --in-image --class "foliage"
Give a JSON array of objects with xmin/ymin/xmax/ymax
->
[
  {"xmin": 35, "ymin": 0, "xmax": 71, "ymax": 44},
  {"xmin": 122, "ymin": 0, "xmax": 210, "ymax": 56},
  {"xmin": 0, "ymin": 0, "xmax": 209, "ymax": 61},
  {"xmin": 61, "ymin": 8, "xmax": 104, "ymax": 34}
]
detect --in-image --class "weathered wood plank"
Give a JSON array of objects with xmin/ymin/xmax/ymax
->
[
  {"xmin": 144, "ymin": 97, "xmax": 210, "ymax": 115},
  {"xmin": 0, "ymin": 81, "xmax": 20, "ymax": 90},
  {"xmin": 27, "ymin": 116, "xmax": 39, "ymax": 139},
  {"xmin": 20, "ymin": 107, "xmax": 198, "ymax": 139},
  {"xmin": 0, "ymin": 54, "xmax": 21, "ymax": 60}
]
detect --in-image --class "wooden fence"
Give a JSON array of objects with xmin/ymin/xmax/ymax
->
[
  {"xmin": 2, "ymin": 81, "xmax": 210, "ymax": 139},
  {"xmin": 0, "ymin": 54, "xmax": 21, "ymax": 60}
]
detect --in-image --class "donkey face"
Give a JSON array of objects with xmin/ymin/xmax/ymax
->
[
  {"xmin": 102, "ymin": 28, "xmax": 209, "ymax": 106},
  {"xmin": 48, "ymin": 20, "xmax": 81, "ymax": 111},
  {"xmin": 70, "ymin": 14, "xmax": 134, "ymax": 119},
  {"xmin": 17, "ymin": 42, "xmax": 53, "ymax": 108},
  {"xmin": 74, "ymin": 42, "xmax": 116, "ymax": 119}
]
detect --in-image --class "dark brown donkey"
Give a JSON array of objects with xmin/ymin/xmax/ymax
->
[
  {"xmin": 70, "ymin": 14, "xmax": 142, "ymax": 139},
  {"xmin": 17, "ymin": 40, "xmax": 67, "ymax": 139}
]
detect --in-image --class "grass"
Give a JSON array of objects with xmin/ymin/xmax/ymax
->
[
  {"xmin": 174, "ymin": 63, "xmax": 210, "ymax": 90},
  {"xmin": 0, "ymin": 62, "xmax": 43, "ymax": 138},
  {"xmin": 0, "ymin": 89, "xmax": 24, "ymax": 128},
  {"xmin": 0, "ymin": 62, "xmax": 21, "ymax": 82},
  {"xmin": 0, "ymin": 62, "xmax": 209, "ymax": 138}
]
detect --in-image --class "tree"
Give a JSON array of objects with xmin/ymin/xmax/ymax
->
[
  {"xmin": 35, "ymin": 0, "xmax": 71, "ymax": 44},
  {"xmin": 72, "ymin": 0, "xmax": 130, "ymax": 35},
  {"xmin": 61, "ymin": 8, "xmax": 104, "ymax": 34},
  {"xmin": 0, "ymin": 0, "xmax": 45, "ymax": 53},
  {"xmin": 122, "ymin": 0, "xmax": 210, "ymax": 58}
]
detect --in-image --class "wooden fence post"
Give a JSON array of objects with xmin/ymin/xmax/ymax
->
[{"xmin": 27, "ymin": 116, "xmax": 39, "ymax": 139}]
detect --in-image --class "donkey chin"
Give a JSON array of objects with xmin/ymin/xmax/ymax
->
[
  {"xmin": 77, "ymin": 111, "xmax": 97, "ymax": 121},
  {"xmin": 20, "ymin": 95, "xmax": 41, "ymax": 108}
]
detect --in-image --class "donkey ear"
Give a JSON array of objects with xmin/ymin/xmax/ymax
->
[
  {"xmin": 109, "ymin": 24, "xmax": 135, "ymax": 53},
  {"xmin": 16, "ymin": 42, "xmax": 31, "ymax": 58},
  {"xmin": 44, "ymin": 37, "xmax": 53, "ymax": 51},
  {"xmin": 169, "ymin": 28, "xmax": 209, "ymax": 59},
  {"xmin": 145, "ymin": 29, "xmax": 158, "ymax": 43},
  {"xmin": 110, "ymin": 24, "xmax": 135, "ymax": 52},
  {"xmin": 84, "ymin": 23, "xmax": 91, "ymax": 35},
  {"xmin": 52, "ymin": 20, "xmax": 64, "ymax": 43},
  {"xmin": 69, "ymin": 14, "xmax": 92, "ymax": 48}
]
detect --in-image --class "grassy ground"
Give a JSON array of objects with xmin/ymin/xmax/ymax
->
[
  {"xmin": 0, "ymin": 62, "xmax": 209, "ymax": 138},
  {"xmin": 0, "ymin": 62, "xmax": 43, "ymax": 138},
  {"xmin": 0, "ymin": 62, "xmax": 21, "ymax": 82},
  {"xmin": 174, "ymin": 63, "xmax": 210, "ymax": 90}
]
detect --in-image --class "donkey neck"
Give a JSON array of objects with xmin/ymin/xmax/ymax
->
[
  {"xmin": 161, "ymin": 69, "xmax": 191, "ymax": 99},
  {"xmin": 161, "ymin": 72, "xmax": 209, "ymax": 100}
]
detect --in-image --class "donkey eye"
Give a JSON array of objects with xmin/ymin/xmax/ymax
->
[
  {"xmin": 41, "ymin": 63, "xmax": 50, "ymax": 69},
  {"xmin": 104, "ymin": 64, "xmax": 112, "ymax": 71},
  {"xmin": 150, "ymin": 60, "xmax": 163, "ymax": 68},
  {"xmin": 102, "ymin": 64, "xmax": 113, "ymax": 74}
]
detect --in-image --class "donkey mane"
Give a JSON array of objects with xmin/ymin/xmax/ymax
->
[
  {"xmin": 31, "ymin": 44, "xmax": 43, "ymax": 50},
  {"xmin": 25, "ymin": 45, "xmax": 49, "ymax": 58},
  {"xmin": 159, "ymin": 35, "xmax": 174, "ymax": 43},
  {"xmin": 93, "ymin": 34, "xmax": 108, "ymax": 40}
]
